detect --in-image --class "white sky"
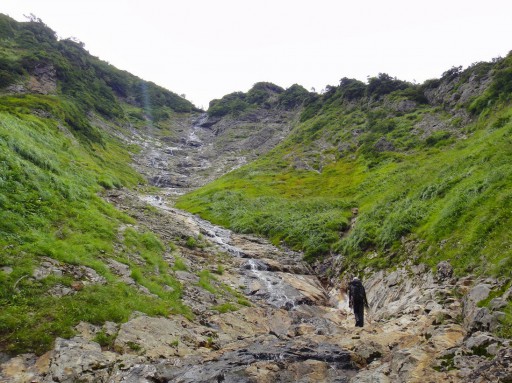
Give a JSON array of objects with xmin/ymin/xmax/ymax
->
[{"xmin": 2, "ymin": 0, "xmax": 512, "ymax": 109}]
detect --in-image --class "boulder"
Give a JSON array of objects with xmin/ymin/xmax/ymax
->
[
  {"xmin": 45, "ymin": 337, "xmax": 116, "ymax": 383},
  {"xmin": 0, "ymin": 353, "xmax": 50, "ymax": 383},
  {"xmin": 280, "ymin": 273, "xmax": 328, "ymax": 305},
  {"xmin": 114, "ymin": 315, "xmax": 210, "ymax": 358},
  {"xmin": 464, "ymin": 332, "xmax": 496, "ymax": 352},
  {"xmin": 436, "ymin": 261, "xmax": 453, "ymax": 281},
  {"xmin": 471, "ymin": 308, "xmax": 506, "ymax": 332},
  {"xmin": 462, "ymin": 283, "xmax": 491, "ymax": 329}
]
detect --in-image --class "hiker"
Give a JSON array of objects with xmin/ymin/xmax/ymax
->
[{"xmin": 348, "ymin": 277, "xmax": 369, "ymax": 327}]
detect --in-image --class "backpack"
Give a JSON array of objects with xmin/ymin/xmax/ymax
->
[{"xmin": 350, "ymin": 280, "xmax": 366, "ymax": 303}]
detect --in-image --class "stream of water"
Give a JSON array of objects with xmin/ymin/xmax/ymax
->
[{"xmin": 140, "ymin": 194, "xmax": 316, "ymax": 310}]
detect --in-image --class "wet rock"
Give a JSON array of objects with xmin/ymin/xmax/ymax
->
[
  {"xmin": 156, "ymin": 338, "xmax": 357, "ymax": 383},
  {"xmin": 243, "ymin": 259, "xmax": 268, "ymax": 271},
  {"xmin": 132, "ymin": 107, "xmax": 300, "ymax": 193},
  {"xmin": 73, "ymin": 188, "xmax": 511, "ymax": 381}
]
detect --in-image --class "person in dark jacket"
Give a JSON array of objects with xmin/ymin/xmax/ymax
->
[{"xmin": 348, "ymin": 277, "xmax": 369, "ymax": 327}]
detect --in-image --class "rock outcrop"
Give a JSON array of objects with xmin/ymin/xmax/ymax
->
[
  {"xmin": 7, "ymin": 64, "xmax": 57, "ymax": 95},
  {"xmin": 131, "ymin": 107, "xmax": 300, "ymax": 195}
]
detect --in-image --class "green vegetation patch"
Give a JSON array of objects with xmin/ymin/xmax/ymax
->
[
  {"xmin": 0, "ymin": 104, "xmax": 189, "ymax": 355},
  {"xmin": 179, "ymin": 68, "xmax": 512, "ymax": 277}
]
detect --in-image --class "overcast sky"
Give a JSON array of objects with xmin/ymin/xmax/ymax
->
[{"xmin": 3, "ymin": 0, "xmax": 512, "ymax": 109}]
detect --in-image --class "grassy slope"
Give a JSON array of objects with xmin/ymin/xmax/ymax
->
[
  {"xmin": 177, "ymin": 62, "xmax": 512, "ymax": 278},
  {"xmin": 177, "ymin": 61, "xmax": 512, "ymax": 336},
  {"xmin": 0, "ymin": 100, "xmax": 193, "ymax": 354},
  {"xmin": 0, "ymin": 15, "xmax": 196, "ymax": 354}
]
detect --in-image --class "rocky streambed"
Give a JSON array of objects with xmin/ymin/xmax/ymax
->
[
  {"xmin": 2, "ymin": 109, "xmax": 511, "ymax": 382},
  {"xmin": 2, "ymin": 188, "xmax": 511, "ymax": 382}
]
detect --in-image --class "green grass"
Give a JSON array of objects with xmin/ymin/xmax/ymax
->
[
  {"xmin": 172, "ymin": 256, "xmax": 189, "ymax": 271},
  {"xmin": 0, "ymin": 102, "xmax": 191, "ymax": 355},
  {"xmin": 197, "ymin": 270, "xmax": 217, "ymax": 294},
  {"xmin": 177, "ymin": 76, "xmax": 512, "ymax": 335},
  {"xmin": 94, "ymin": 329, "xmax": 117, "ymax": 349},
  {"xmin": 177, "ymin": 57, "xmax": 512, "ymax": 336},
  {"xmin": 497, "ymin": 302, "xmax": 512, "ymax": 338},
  {"xmin": 0, "ymin": 282, "xmax": 170, "ymax": 355},
  {"xmin": 0, "ymin": 14, "xmax": 200, "ymax": 356},
  {"xmin": 211, "ymin": 302, "xmax": 239, "ymax": 313},
  {"xmin": 178, "ymin": 97, "xmax": 512, "ymax": 277}
]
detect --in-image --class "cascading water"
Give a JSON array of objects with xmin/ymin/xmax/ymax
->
[
  {"xmin": 140, "ymin": 194, "xmax": 242, "ymax": 257},
  {"xmin": 140, "ymin": 194, "xmax": 305, "ymax": 310},
  {"xmin": 187, "ymin": 113, "xmax": 208, "ymax": 147},
  {"xmin": 137, "ymin": 112, "xmax": 324, "ymax": 311},
  {"xmin": 246, "ymin": 259, "xmax": 298, "ymax": 310}
]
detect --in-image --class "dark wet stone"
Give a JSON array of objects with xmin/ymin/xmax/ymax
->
[{"xmin": 156, "ymin": 339, "xmax": 356, "ymax": 382}]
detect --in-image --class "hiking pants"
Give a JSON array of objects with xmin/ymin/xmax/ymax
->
[{"xmin": 353, "ymin": 302, "xmax": 364, "ymax": 327}]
